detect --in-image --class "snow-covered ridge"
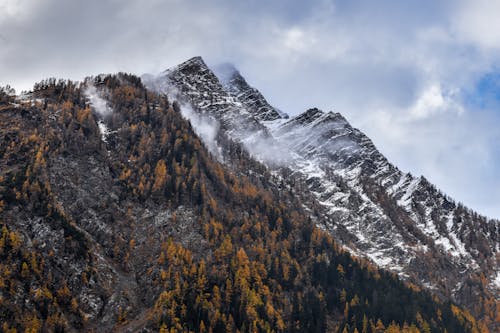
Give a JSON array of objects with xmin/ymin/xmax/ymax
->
[
  {"xmin": 144, "ymin": 57, "xmax": 292, "ymax": 166},
  {"xmin": 145, "ymin": 57, "xmax": 264, "ymax": 136},
  {"xmin": 268, "ymin": 106, "xmax": 498, "ymax": 282},
  {"xmin": 145, "ymin": 56, "xmax": 500, "ymax": 301}
]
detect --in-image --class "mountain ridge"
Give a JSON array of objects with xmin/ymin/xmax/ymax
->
[{"xmin": 148, "ymin": 56, "xmax": 499, "ymax": 329}]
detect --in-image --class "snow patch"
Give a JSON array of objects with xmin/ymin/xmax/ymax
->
[
  {"xmin": 492, "ymin": 271, "xmax": 500, "ymax": 289},
  {"xmin": 97, "ymin": 120, "xmax": 110, "ymax": 143},
  {"xmin": 397, "ymin": 176, "xmax": 421, "ymax": 206}
]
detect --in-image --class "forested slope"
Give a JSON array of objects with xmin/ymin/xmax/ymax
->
[{"xmin": 0, "ymin": 76, "xmax": 486, "ymax": 332}]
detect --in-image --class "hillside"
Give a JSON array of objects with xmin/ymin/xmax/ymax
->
[{"xmin": 0, "ymin": 75, "xmax": 488, "ymax": 332}]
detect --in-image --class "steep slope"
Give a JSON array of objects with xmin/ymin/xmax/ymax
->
[
  {"xmin": 0, "ymin": 75, "xmax": 483, "ymax": 332},
  {"xmin": 268, "ymin": 107, "xmax": 499, "ymax": 302},
  {"xmin": 143, "ymin": 57, "xmax": 266, "ymax": 139},
  {"xmin": 144, "ymin": 57, "xmax": 291, "ymax": 165},
  {"xmin": 212, "ymin": 63, "xmax": 287, "ymax": 121},
  {"xmin": 149, "ymin": 57, "xmax": 500, "ymax": 329}
]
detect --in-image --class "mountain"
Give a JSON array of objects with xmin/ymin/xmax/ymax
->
[
  {"xmin": 269, "ymin": 106, "xmax": 498, "ymax": 279},
  {"xmin": 0, "ymin": 60, "xmax": 496, "ymax": 332},
  {"xmin": 147, "ymin": 57, "xmax": 500, "ymax": 330},
  {"xmin": 268, "ymin": 105, "xmax": 499, "ymax": 311}
]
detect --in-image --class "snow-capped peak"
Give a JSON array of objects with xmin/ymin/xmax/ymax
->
[
  {"xmin": 162, "ymin": 56, "xmax": 208, "ymax": 75},
  {"xmin": 145, "ymin": 58, "xmax": 500, "ymax": 306}
]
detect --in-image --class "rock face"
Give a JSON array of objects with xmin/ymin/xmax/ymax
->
[
  {"xmin": 212, "ymin": 63, "xmax": 285, "ymax": 122},
  {"xmin": 149, "ymin": 56, "xmax": 500, "ymax": 322},
  {"xmin": 269, "ymin": 106, "xmax": 499, "ymax": 300},
  {"xmin": 144, "ymin": 57, "xmax": 266, "ymax": 139}
]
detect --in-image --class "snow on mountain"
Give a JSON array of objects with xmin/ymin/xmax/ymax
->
[
  {"xmin": 143, "ymin": 57, "xmax": 294, "ymax": 166},
  {"xmin": 145, "ymin": 57, "xmax": 500, "ymax": 305},
  {"xmin": 144, "ymin": 57, "xmax": 264, "ymax": 137},
  {"xmin": 212, "ymin": 63, "xmax": 287, "ymax": 121},
  {"xmin": 266, "ymin": 106, "xmax": 499, "ymax": 293}
]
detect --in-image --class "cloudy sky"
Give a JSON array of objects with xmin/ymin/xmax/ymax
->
[{"xmin": 1, "ymin": 0, "xmax": 500, "ymax": 218}]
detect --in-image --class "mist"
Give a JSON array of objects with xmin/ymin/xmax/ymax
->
[
  {"xmin": 240, "ymin": 131, "xmax": 294, "ymax": 167},
  {"xmin": 84, "ymin": 85, "xmax": 112, "ymax": 118},
  {"xmin": 179, "ymin": 103, "xmax": 221, "ymax": 158}
]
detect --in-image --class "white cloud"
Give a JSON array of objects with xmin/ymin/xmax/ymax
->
[
  {"xmin": 283, "ymin": 27, "xmax": 311, "ymax": 52},
  {"xmin": 409, "ymin": 83, "xmax": 463, "ymax": 120},
  {"xmin": 0, "ymin": 0, "xmax": 31, "ymax": 18},
  {"xmin": 453, "ymin": 0, "xmax": 500, "ymax": 50}
]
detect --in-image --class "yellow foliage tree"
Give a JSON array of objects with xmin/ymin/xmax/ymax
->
[{"xmin": 152, "ymin": 160, "xmax": 168, "ymax": 194}]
